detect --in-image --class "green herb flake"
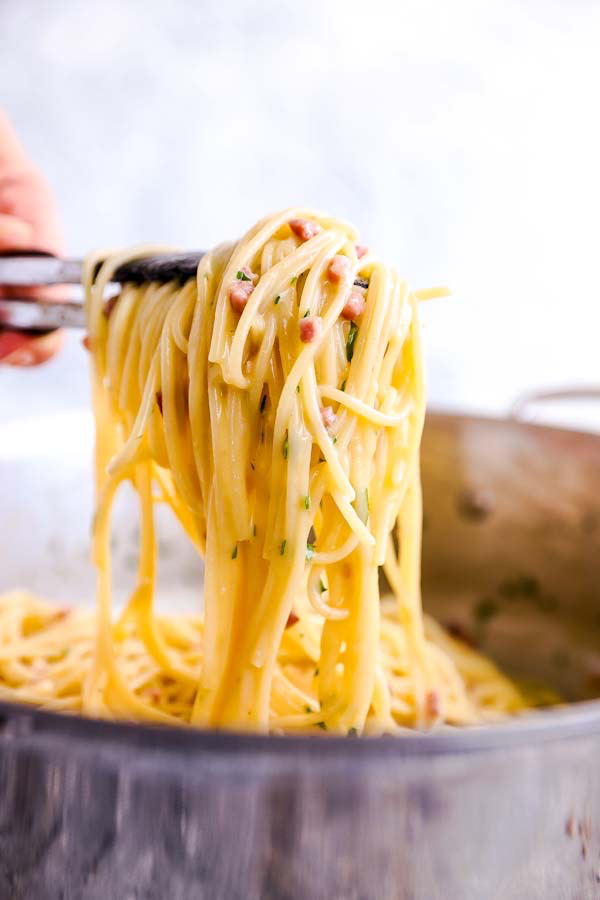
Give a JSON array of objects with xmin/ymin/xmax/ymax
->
[
  {"xmin": 280, "ymin": 539, "xmax": 287, "ymax": 556},
  {"xmin": 282, "ymin": 434, "xmax": 289, "ymax": 459},
  {"xmin": 319, "ymin": 579, "xmax": 326, "ymax": 593},
  {"xmin": 303, "ymin": 309, "xmax": 310, "ymax": 317},
  {"xmin": 340, "ymin": 379, "xmax": 347, "ymax": 392},
  {"xmin": 290, "ymin": 276, "xmax": 298, "ymax": 285},
  {"xmin": 274, "ymin": 295, "xmax": 281, "ymax": 305},
  {"xmin": 348, "ymin": 727, "xmax": 358, "ymax": 737},
  {"xmin": 306, "ymin": 542, "xmax": 316, "ymax": 561},
  {"xmin": 317, "ymin": 721, "xmax": 327, "ymax": 731},
  {"xmin": 304, "ymin": 495, "xmax": 311, "ymax": 510},
  {"xmin": 231, "ymin": 544, "xmax": 238, "ymax": 560},
  {"xmin": 314, "ymin": 667, "xmax": 320, "ymax": 676},
  {"xmin": 296, "ymin": 384, "xmax": 300, "ymax": 393},
  {"xmin": 304, "ymin": 705, "xmax": 313, "ymax": 714},
  {"xmin": 260, "ymin": 393, "xmax": 267, "ymax": 413},
  {"xmin": 333, "ymin": 436, "xmax": 337, "ymax": 444},
  {"xmin": 346, "ymin": 321, "xmax": 359, "ymax": 362},
  {"xmin": 250, "ymin": 462, "xmax": 255, "ymax": 471},
  {"xmin": 236, "ymin": 270, "xmax": 251, "ymax": 282}
]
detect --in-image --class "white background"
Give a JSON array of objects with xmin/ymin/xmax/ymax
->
[{"xmin": 1, "ymin": 0, "xmax": 600, "ymax": 426}]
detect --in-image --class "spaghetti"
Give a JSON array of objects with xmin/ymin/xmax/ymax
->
[{"xmin": 0, "ymin": 209, "xmax": 527, "ymax": 733}]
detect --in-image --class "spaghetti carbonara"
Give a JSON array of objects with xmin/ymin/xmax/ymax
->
[{"xmin": 0, "ymin": 209, "xmax": 527, "ymax": 733}]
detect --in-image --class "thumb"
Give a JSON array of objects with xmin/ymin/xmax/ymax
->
[{"xmin": 0, "ymin": 213, "xmax": 36, "ymax": 249}]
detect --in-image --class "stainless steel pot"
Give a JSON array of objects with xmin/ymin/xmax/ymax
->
[{"xmin": 1, "ymin": 411, "xmax": 600, "ymax": 900}]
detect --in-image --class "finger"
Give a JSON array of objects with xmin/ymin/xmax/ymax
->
[
  {"xmin": 0, "ymin": 110, "xmax": 30, "ymax": 167},
  {"xmin": 0, "ymin": 213, "xmax": 36, "ymax": 249},
  {"xmin": 0, "ymin": 328, "xmax": 64, "ymax": 366},
  {"xmin": 0, "ymin": 112, "xmax": 64, "ymax": 255},
  {"xmin": 0, "ymin": 112, "xmax": 66, "ymax": 366}
]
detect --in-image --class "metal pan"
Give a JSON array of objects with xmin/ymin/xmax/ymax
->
[{"xmin": 1, "ymin": 411, "xmax": 599, "ymax": 900}]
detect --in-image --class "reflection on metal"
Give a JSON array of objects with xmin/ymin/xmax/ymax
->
[{"xmin": 421, "ymin": 413, "xmax": 600, "ymax": 701}]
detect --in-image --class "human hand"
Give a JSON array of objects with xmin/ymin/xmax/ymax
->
[{"xmin": 0, "ymin": 110, "xmax": 64, "ymax": 365}]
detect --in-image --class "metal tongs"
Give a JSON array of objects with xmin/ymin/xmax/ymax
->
[
  {"xmin": 0, "ymin": 251, "xmax": 369, "ymax": 333},
  {"xmin": 0, "ymin": 252, "xmax": 206, "ymax": 332}
]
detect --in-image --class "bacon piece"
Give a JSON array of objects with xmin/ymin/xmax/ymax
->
[
  {"xmin": 425, "ymin": 689, "xmax": 441, "ymax": 720},
  {"xmin": 355, "ymin": 244, "xmax": 368, "ymax": 259},
  {"xmin": 286, "ymin": 611, "xmax": 299, "ymax": 628},
  {"xmin": 103, "ymin": 295, "xmax": 119, "ymax": 319},
  {"xmin": 299, "ymin": 315, "xmax": 322, "ymax": 343},
  {"xmin": 327, "ymin": 255, "xmax": 351, "ymax": 284},
  {"xmin": 320, "ymin": 405, "xmax": 336, "ymax": 428},
  {"xmin": 289, "ymin": 218, "xmax": 322, "ymax": 241},
  {"xmin": 239, "ymin": 265, "xmax": 258, "ymax": 283},
  {"xmin": 52, "ymin": 608, "xmax": 70, "ymax": 622},
  {"xmin": 229, "ymin": 280, "xmax": 254, "ymax": 314},
  {"xmin": 341, "ymin": 291, "xmax": 365, "ymax": 321}
]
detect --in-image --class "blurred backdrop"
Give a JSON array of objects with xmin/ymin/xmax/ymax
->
[{"xmin": 1, "ymin": 0, "xmax": 600, "ymax": 427}]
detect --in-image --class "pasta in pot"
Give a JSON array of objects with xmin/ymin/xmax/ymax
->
[{"xmin": 0, "ymin": 209, "xmax": 526, "ymax": 733}]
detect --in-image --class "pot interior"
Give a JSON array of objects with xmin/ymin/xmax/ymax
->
[
  {"xmin": 1, "ymin": 408, "xmax": 599, "ymax": 706},
  {"xmin": 420, "ymin": 413, "xmax": 600, "ymax": 703}
]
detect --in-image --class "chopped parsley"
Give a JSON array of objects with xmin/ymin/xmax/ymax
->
[
  {"xmin": 303, "ymin": 309, "xmax": 310, "ymax": 317},
  {"xmin": 340, "ymin": 379, "xmax": 347, "ymax": 392},
  {"xmin": 296, "ymin": 384, "xmax": 300, "ymax": 393},
  {"xmin": 250, "ymin": 462, "xmax": 255, "ymax": 471},
  {"xmin": 347, "ymin": 727, "xmax": 358, "ymax": 737},
  {"xmin": 317, "ymin": 721, "xmax": 327, "ymax": 731},
  {"xmin": 280, "ymin": 539, "xmax": 287, "ymax": 556},
  {"xmin": 346, "ymin": 321, "xmax": 359, "ymax": 362},
  {"xmin": 236, "ymin": 270, "xmax": 251, "ymax": 282},
  {"xmin": 304, "ymin": 705, "xmax": 313, "ymax": 714},
  {"xmin": 274, "ymin": 295, "xmax": 281, "ymax": 305},
  {"xmin": 260, "ymin": 393, "xmax": 267, "ymax": 413},
  {"xmin": 319, "ymin": 579, "xmax": 326, "ymax": 593},
  {"xmin": 290, "ymin": 276, "xmax": 298, "ymax": 285},
  {"xmin": 231, "ymin": 544, "xmax": 238, "ymax": 560},
  {"xmin": 304, "ymin": 495, "xmax": 311, "ymax": 510},
  {"xmin": 282, "ymin": 434, "xmax": 289, "ymax": 459},
  {"xmin": 314, "ymin": 667, "xmax": 320, "ymax": 676},
  {"xmin": 306, "ymin": 543, "xmax": 316, "ymax": 561}
]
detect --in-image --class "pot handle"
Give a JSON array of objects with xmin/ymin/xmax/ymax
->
[{"xmin": 509, "ymin": 386, "xmax": 600, "ymax": 422}]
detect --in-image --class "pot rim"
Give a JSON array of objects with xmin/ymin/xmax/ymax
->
[{"xmin": 2, "ymin": 697, "xmax": 600, "ymax": 760}]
